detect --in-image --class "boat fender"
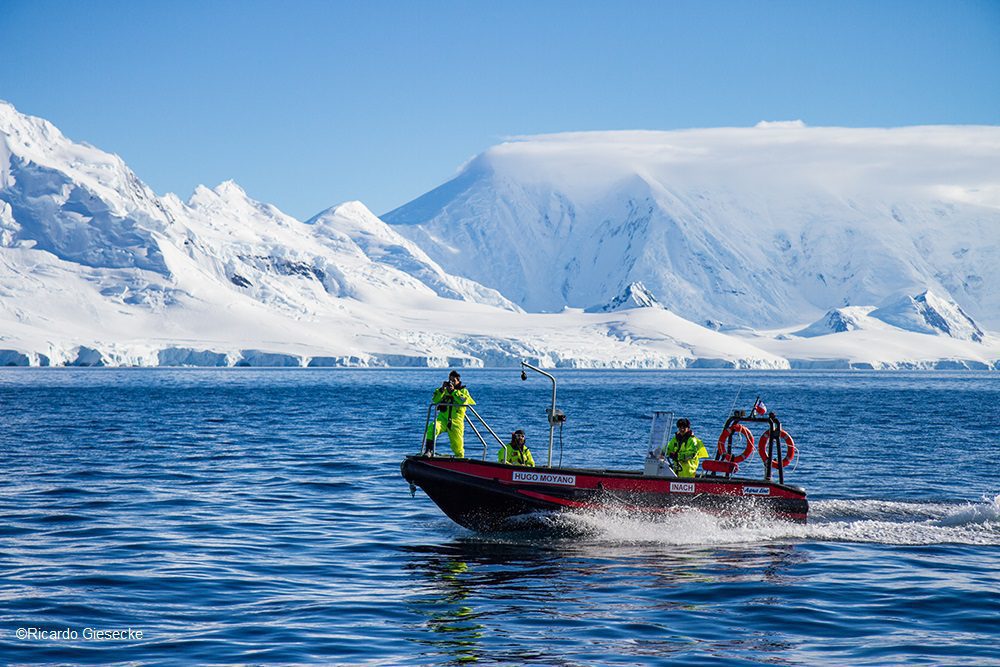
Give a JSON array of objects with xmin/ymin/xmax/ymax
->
[
  {"xmin": 757, "ymin": 430, "xmax": 796, "ymax": 468},
  {"xmin": 717, "ymin": 424, "xmax": 755, "ymax": 463}
]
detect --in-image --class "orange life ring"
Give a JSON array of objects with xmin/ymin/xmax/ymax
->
[
  {"xmin": 757, "ymin": 430, "xmax": 796, "ymax": 468},
  {"xmin": 717, "ymin": 423, "xmax": 755, "ymax": 463}
]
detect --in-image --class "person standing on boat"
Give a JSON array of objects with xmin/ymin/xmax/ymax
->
[
  {"xmin": 497, "ymin": 429, "xmax": 535, "ymax": 466},
  {"xmin": 662, "ymin": 418, "xmax": 709, "ymax": 478},
  {"xmin": 424, "ymin": 370, "xmax": 476, "ymax": 458}
]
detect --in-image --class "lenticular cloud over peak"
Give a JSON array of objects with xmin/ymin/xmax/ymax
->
[{"xmin": 755, "ymin": 119, "xmax": 807, "ymax": 128}]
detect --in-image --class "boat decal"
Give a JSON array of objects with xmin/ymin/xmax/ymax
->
[
  {"xmin": 669, "ymin": 481, "xmax": 695, "ymax": 493},
  {"xmin": 512, "ymin": 470, "xmax": 577, "ymax": 486},
  {"xmin": 743, "ymin": 486, "xmax": 771, "ymax": 496}
]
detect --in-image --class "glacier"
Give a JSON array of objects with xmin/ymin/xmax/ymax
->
[{"xmin": 0, "ymin": 100, "xmax": 997, "ymax": 369}]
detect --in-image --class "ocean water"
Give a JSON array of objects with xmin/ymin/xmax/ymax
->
[{"xmin": 0, "ymin": 369, "xmax": 997, "ymax": 666}]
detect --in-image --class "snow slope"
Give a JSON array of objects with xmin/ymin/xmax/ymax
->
[
  {"xmin": 384, "ymin": 125, "xmax": 1000, "ymax": 330},
  {"xmin": 748, "ymin": 325, "xmax": 997, "ymax": 371}
]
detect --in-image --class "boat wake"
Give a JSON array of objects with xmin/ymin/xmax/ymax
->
[{"xmin": 499, "ymin": 494, "xmax": 1000, "ymax": 546}]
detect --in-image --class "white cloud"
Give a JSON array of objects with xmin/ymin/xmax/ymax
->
[{"xmin": 755, "ymin": 120, "xmax": 807, "ymax": 128}]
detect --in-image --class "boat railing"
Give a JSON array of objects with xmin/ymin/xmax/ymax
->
[
  {"xmin": 421, "ymin": 402, "xmax": 506, "ymax": 461},
  {"xmin": 717, "ymin": 410, "xmax": 787, "ymax": 484}
]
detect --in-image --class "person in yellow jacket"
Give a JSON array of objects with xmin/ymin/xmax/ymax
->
[
  {"xmin": 424, "ymin": 370, "xmax": 475, "ymax": 458},
  {"xmin": 497, "ymin": 430, "xmax": 535, "ymax": 466},
  {"xmin": 661, "ymin": 417, "xmax": 709, "ymax": 478}
]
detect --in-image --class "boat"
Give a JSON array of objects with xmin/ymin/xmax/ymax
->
[{"xmin": 401, "ymin": 363, "xmax": 808, "ymax": 530}]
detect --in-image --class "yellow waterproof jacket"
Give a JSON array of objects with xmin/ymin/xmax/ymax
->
[
  {"xmin": 431, "ymin": 385, "xmax": 475, "ymax": 424},
  {"xmin": 663, "ymin": 434, "xmax": 709, "ymax": 478},
  {"xmin": 497, "ymin": 443, "xmax": 535, "ymax": 466}
]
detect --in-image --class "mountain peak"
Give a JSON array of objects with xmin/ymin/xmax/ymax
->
[
  {"xmin": 0, "ymin": 99, "xmax": 29, "ymax": 127},
  {"xmin": 189, "ymin": 180, "xmax": 256, "ymax": 209},
  {"xmin": 214, "ymin": 179, "xmax": 247, "ymax": 198},
  {"xmin": 794, "ymin": 306, "xmax": 876, "ymax": 337},
  {"xmin": 0, "ymin": 99, "xmax": 17, "ymax": 122},
  {"xmin": 188, "ymin": 184, "xmax": 216, "ymax": 206},
  {"xmin": 586, "ymin": 282, "xmax": 662, "ymax": 313},
  {"xmin": 871, "ymin": 290, "xmax": 985, "ymax": 343},
  {"xmin": 0, "ymin": 100, "xmax": 69, "ymax": 150},
  {"xmin": 330, "ymin": 200, "xmax": 377, "ymax": 221}
]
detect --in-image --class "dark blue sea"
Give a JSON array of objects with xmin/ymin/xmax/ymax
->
[{"xmin": 0, "ymin": 369, "xmax": 998, "ymax": 665}]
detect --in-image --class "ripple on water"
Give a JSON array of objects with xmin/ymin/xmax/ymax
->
[{"xmin": 0, "ymin": 369, "xmax": 997, "ymax": 665}]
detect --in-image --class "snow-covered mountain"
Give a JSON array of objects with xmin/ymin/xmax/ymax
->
[
  {"xmin": 0, "ymin": 100, "xmax": 529, "ymax": 366},
  {"xmin": 0, "ymin": 100, "xmax": 789, "ymax": 368},
  {"xmin": 585, "ymin": 282, "xmax": 661, "ymax": 313},
  {"xmin": 795, "ymin": 290, "xmax": 985, "ymax": 341},
  {"xmin": 869, "ymin": 290, "xmax": 984, "ymax": 343},
  {"xmin": 794, "ymin": 306, "xmax": 875, "ymax": 338},
  {"xmin": 384, "ymin": 125, "xmax": 1000, "ymax": 331},
  {"xmin": 305, "ymin": 202, "xmax": 519, "ymax": 312},
  {"xmin": 0, "ymin": 101, "xmax": 997, "ymax": 369},
  {"xmin": 767, "ymin": 289, "xmax": 995, "ymax": 368}
]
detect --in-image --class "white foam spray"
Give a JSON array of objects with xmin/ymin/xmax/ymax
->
[{"xmin": 508, "ymin": 495, "xmax": 1000, "ymax": 547}]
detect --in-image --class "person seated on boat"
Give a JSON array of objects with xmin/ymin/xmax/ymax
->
[
  {"xmin": 497, "ymin": 429, "xmax": 535, "ymax": 466},
  {"xmin": 661, "ymin": 418, "xmax": 709, "ymax": 478},
  {"xmin": 424, "ymin": 370, "xmax": 476, "ymax": 458}
]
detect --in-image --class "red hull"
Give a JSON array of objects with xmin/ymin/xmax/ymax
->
[{"xmin": 401, "ymin": 455, "xmax": 808, "ymax": 530}]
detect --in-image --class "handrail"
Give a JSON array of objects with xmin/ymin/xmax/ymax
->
[
  {"xmin": 466, "ymin": 405, "xmax": 506, "ymax": 449},
  {"xmin": 717, "ymin": 411, "xmax": 784, "ymax": 484},
  {"xmin": 464, "ymin": 414, "xmax": 489, "ymax": 460},
  {"xmin": 520, "ymin": 361, "xmax": 558, "ymax": 467},
  {"xmin": 421, "ymin": 401, "xmax": 505, "ymax": 461}
]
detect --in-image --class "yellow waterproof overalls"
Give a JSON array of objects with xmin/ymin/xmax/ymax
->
[
  {"xmin": 497, "ymin": 442, "xmax": 536, "ymax": 466},
  {"xmin": 662, "ymin": 433, "xmax": 709, "ymax": 478},
  {"xmin": 425, "ymin": 385, "xmax": 475, "ymax": 457}
]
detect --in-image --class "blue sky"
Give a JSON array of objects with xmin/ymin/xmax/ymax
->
[{"xmin": 1, "ymin": 0, "xmax": 998, "ymax": 219}]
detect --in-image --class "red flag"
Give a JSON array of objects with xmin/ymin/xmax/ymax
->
[{"xmin": 754, "ymin": 399, "xmax": 768, "ymax": 415}]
